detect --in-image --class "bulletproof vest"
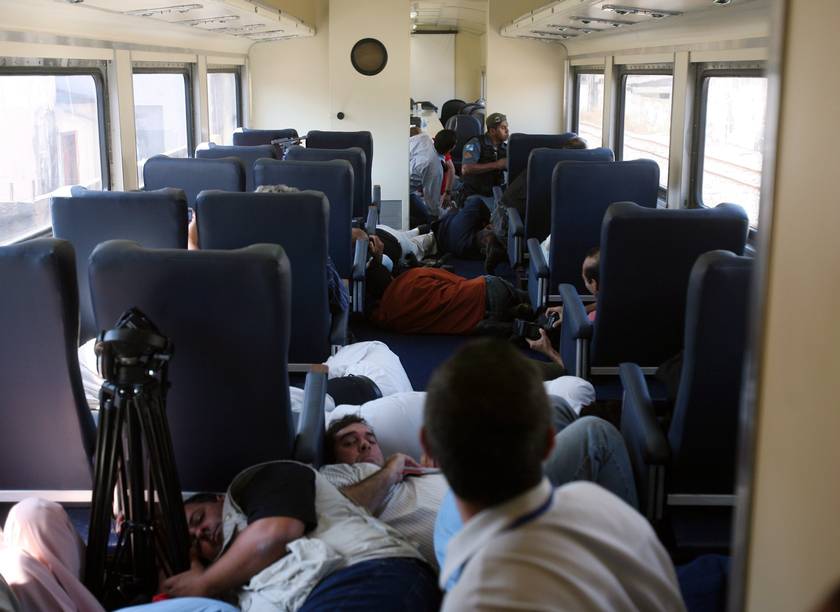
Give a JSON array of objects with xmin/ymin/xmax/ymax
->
[{"xmin": 461, "ymin": 134, "xmax": 508, "ymax": 198}]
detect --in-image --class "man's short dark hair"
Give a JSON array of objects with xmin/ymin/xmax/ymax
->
[
  {"xmin": 424, "ymin": 339, "xmax": 551, "ymax": 507},
  {"xmin": 583, "ymin": 247, "xmax": 600, "ymax": 284},
  {"xmin": 324, "ymin": 414, "xmax": 369, "ymax": 464},
  {"xmin": 433, "ymin": 129, "xmax": 457, "ymax": 155},
  {"xmin": 183, "ymin": 492, "xmax": 220, "ymax": 506},
  {"xmin": 563, "ymin": 136, "xmax": 588, "ymax": 150}
]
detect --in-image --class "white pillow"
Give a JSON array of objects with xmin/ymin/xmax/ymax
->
[
  {"xmin": 326, "ymin": 341, "xmax": 413, "ymax": 398},
  {"xmin": 543, "ymin": 376, "xmax": 596, "ymax": 414},
  {"xmin": 327, "ymin": 391, "xmax": 426, "ymax": 460}
]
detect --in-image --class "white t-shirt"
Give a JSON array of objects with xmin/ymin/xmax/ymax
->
[
  {"xmin": 543, "ymin": 376, "xmax": 596, "ymax": 414},
  {"xmin": 78, "ymin": 338, "xmax": 101, "ymax": 411},
  {"xmin": 441, "ymin": 479, "xmax": 686, "ymax": 612},
  {"xmin": 319, "ymin": 463, "xmax": 447, "ymax": 568}
]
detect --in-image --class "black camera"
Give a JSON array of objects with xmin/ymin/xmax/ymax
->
[{"xmin": 514, "ymin": 311, "xmax": 559, "ymax": 341}]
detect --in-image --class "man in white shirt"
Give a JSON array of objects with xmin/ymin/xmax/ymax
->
[
  {"xmin": 409, "ymin": 129, "xmax": 457, "ymax": 222},
  {"xmin": 422, "ymin": 339, "xmax": 686, "ymax": 611}
]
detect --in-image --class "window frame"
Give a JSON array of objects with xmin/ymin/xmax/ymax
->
[
  {"xmin": 689, "ymin": 64, "xmax": 766, "ymax": 221},
  {"xmin": 0, "ymin": 64, "xmax": 111, "ymax": 194},
  {"xmin": 571, "ymin": 67, "xmax": 604, "ymax": 141},
  {"xmin": 206, "ymin": 66, "xmax": 243, "ymax": 137},
  {"xmin": 131, "ymin": 64, "xmax": 196, "ymax": 158},
  {"xmin": 615, "ymin": 64, "xmax": 674, "ymax": 198}
]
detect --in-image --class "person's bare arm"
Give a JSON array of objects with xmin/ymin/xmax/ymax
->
[
  {"xmin": 162, "ymin": 516, "xmax": 305, "ymax": 598},
  {"xmin": 340, "ymin": 454, "xmax": 419, "ymax": 515},
  {"xmin": 527, "ymin": 329, "xmax": 564, "ymax": 367},
  {"xmin": 461, "ymin": 158, "xmax": 506, "ymax": 176}
]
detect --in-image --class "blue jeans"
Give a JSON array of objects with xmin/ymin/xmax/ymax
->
[
  {"xmin": 409, "ymin": 192, "xmax": 433, "ymax": 229},
  {"xmin": 463, "ymin": 194, "xmax": 496, "ymax": 214},
  {"xmin": 434, "ymin": 401, "xmax": 638, "ymax": 588},
  {"xmin": 300, "ymin": 557, "xmax": 441, "ymax": 611},
  {"xmin": 117, "ymin": 598, "xmax": 238, "ymax": 611}
]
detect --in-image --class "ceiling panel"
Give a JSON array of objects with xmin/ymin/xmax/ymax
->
[{"xmin": 411, "ymin": 1, "xmax": 487, "ymax": 35}]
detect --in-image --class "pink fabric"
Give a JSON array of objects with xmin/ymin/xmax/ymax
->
[{"xmin": 0, "ymin": 498, "xmax": 104, "ymax": 611}]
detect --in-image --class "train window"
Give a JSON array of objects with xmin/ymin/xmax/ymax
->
[
  {"xmin": 0, "ymin": 68, "xmax": 107, "ymax": 244},
  {"xmin": 207, "ymin": 69, "xmax": 241, "ymax": 146},
  {"xmin": 617, "ymin": 70, "xmax": 673, "ymax": 191},
  {"xmin": 693, "ymin": 70, "xmax": 767, "ymax": 227},
  {"xmin": 133, "ymin": 67, "xmax": 193, "ymax": 185},
  {"xmin": 572, "ymin": 71, "xmax": 604, "ymax": 147}
]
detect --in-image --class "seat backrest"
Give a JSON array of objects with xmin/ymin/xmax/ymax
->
[
  {"xmin": 254, "ymin": 158, "xmax": 354, "ymax": 279},
  {"xmin": 196, "ymin": 190, "xmax": 331, "ymax": 365},
  {"xmin": 668, "ymin": 250, "xmax": 753, "ymax": 495},
  {"xmin": 525, "ymin": 148, "xmax": 616, "ymax": 242},
  {"xmin": 89, "ymin": 241, "xmax": 295, "ymax": 492},
  {"xmin": 588, "ymin": 202, "xmax": 749, "ymax": 369},
  {"xmin": 461, "ymin": 102, "xmax": 485, "ymax": 122},
  {"xmin": 143, "ymin": 155, "xmax": 245, "ymax": 207},
  {"xmin": 507, "ymin": 133, "xmax": 578, "ymax": 184},
  {"xmin": 51, "ymin": 189, "xmax": 188, "ymax": 342},
  {"xmin": 285, "ymin": 145, "xmax": 366, "ymax": 219},
  {"xmin": 195, "ymin": 144, "xmax": 276, "ymax": 191},
  {"xmin": 440, "ymin": 99, "xmax": 466, "ymax": 126},
  {"xmin": 305, "ymin": 131, "xmax": 373, "ymax": 207},
  {"xmin": 233, "ymin": 128, "xmax": 299, "ymax": 146},
  {"xmin": 547, "ymin": 158, "xmax": 655, "ymax": 293},
  {"xmin": 0, "ymin": 239, "xmax": 95, "ymax": 493},
  {"xmin": 445, "ymin": 114, "xmax": 482, "ymax": 166}
]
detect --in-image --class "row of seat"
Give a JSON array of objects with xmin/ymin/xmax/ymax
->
[{"xmin": 0, "ymin": 237, "xmax": 322, "ymax": 496}]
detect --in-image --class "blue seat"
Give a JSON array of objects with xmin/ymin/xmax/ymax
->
[
  {"xmin": 142, "ymin": 155, "xmax": 245, "ymax": 207},
  {"xmin": 445, "ymin": 114, "xmax": 482, "ymax": 175},
  {"xmin": 285, "ymin": 145, "xmax": 367, "ymax": 220},
  {"xmin": 619, "ymin": 250, "xmax": 752, "ymax": 537},
  {"xmin": 254, "ymin": 158, "xmax": 355, "ymax": 279},
  {"xmin": 306, "ymin": 131, "xmax": 375, "ymax": 208},
  {"xmin": 0, "ymin": 239, "xmax": 95, "ymax": 499},
  {"xmin": 527, "ymin": 158, "xmax": 655, "ymax": 307},
  {"xmin": 559, "ymin": 202, "xmax": 749, "ymax": 380},
  {"xmin": 89, "ymin": 240, "xmax": 326, "ymax": 490},
  {"xmin": 51, "ymin": 189, "xmax": 188, "ymax": 342},
  {"xmin": 233, "ymin": 128, "xmax": 299, "ymax": 146},
  {"xmin": 195, "ymin": 144, "xmax": 276, "ymax": 191},
  {"xmin": 508, "ymin": 147, "xmax": 615, "ymax": 270},
  {"xmin": 196, "ymin": 190, "xmax": 342, "ymax": 365},
  {"xmin": 506, "ymin": 132, "xmax": 578, "ymax": 184}
]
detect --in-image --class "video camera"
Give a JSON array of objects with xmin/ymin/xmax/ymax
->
[{"xmin": 513, "ymin": 310, "xmax": 560, "ymax": 341}]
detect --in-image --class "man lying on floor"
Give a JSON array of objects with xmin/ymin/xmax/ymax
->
[
  {"xmin": 318, "ymin": 377, "xmax": 638, "ymax": 570},
  {"xmin": 161, "ymin": 460, "xmax": 440, "ymax": 610}
]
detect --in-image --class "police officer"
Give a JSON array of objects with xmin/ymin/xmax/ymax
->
[{"xmin": 459, "ymin": 112, "xmax": 510, "ymax": 210}]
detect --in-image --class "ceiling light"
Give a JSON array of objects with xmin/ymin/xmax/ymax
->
[
  {"xmin": 412, "ymin": 23, "xmax": 418, "ymax": 30},
  {"xmin": 601, "ymin": 5, "xmax": 682, "ymax": 18},
  {"xmin": 549, "ymin": 24, "xmax": 597, "ymax": 34},
  {"xmin": 531, "ymin": 30, "xmax": 577, "ymax": 38},
  {"xmin": 571, "ymin": 15, "xmax": 635, "ymax": 27},
  {"xmin": 713, "ymin": 0, "xmax": 731, "ymax": 4},
  {"xmin": 125, "ymin": 3, "xmax": 202, "ymax": 17},
  {"xmin": 410, "ymin": 10, "xmax": 418, "ymax": 18}
]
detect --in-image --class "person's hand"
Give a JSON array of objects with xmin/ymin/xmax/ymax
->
[
  {"xmin": 545, "ymin": 305, "xmax": 563, "ymax": 327},
  {"xmin": 527, "ymin": 328, "xmax": 555, "ymax": 357},
  {"xmin": 494, "ymin": 158, "xmax": 507, "ymax": 170},
  {"xmin": 161, "ymin": 549, "xmax": 209, "ymax": 598},
  {"xmin": 444, "ymin": 158, "xmax": 455, "ymax": 174},
  {"xmin": 351, "ymin": 227, "xmax": 368, "ymax": 245},
  {"xmin": 384, "ymin": 453, "xmax": 421, "ymax": 484}
]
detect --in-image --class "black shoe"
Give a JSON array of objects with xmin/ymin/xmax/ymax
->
[
  {"xmin": 416, "ymin": 224, "xmax": 431, "ymax": 235},
  {"xmin": 484, "ymin": 243, "xmax": 506, "ymax": 274}
]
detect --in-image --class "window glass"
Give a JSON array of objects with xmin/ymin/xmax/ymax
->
[
  {"xmin": 576, "ymin": 73, "xmax": 603, "ymax": 147},
  {"xmin": 0, "ymin": 73, "xmax": 103, "ymax": 244},
  {"xmin": 621, "ymin": 74, "xmax": 673, "ymax": 189},
  {"xmin": 701, "ymin": 76, "xmax": 767, "ymax": 227},
  {"xmin": 133, "ymin": 72, "xmax": 189, "ymax": 184},
  {"xmin": 207, "ymin": 71, "xmax": 239, "ymax": 145}
]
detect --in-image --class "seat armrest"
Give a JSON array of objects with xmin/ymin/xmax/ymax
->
[
  {"xmin": 619, "ymin": 363, "xmax": 670, "ymax": 466},
  {"xmin": 508, "ymin": 207, "xmax": 524, "ymax": 237},
  {"xmin": 352, "ymin": 239, "xmax": 368, "ymax": 313},
  {"xmin": 527, "ymin": 237, "xmax": 549, "ymax": 277},
  {"xmin": 293, "ymin": 364, "xmax": 328, "ymax": 467},
  {"xmin": 365, "ymin": 205, "xmax": 379, "ymax": 235},
  {"xmin": 372, "ymin": 184, "xmax": 381, "ymax": 210},
  {"xmin": 330, "ymin": 305, "xmax": 349, "ymax": 348},
  {"xmin": 492, "ymin": 185, "xmax": 503, "ymax": 208},
  {"xmin": 507, "ymin": 208, "xmax": 525, "ymax": 269},
  {"xmin": 558, "ymin": 283, "xmax": 591, "ymax": 340}
]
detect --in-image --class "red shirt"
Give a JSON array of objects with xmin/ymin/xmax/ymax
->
[{"xmin": 371, "ymin": 267, "xmax": 486, "ymax": 334}]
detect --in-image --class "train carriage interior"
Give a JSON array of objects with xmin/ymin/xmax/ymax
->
[{"xmin": 0, "ymin": 0, "xmax": 838, "ymax": 610}]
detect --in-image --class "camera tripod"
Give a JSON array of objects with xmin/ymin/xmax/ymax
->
[{"xmin": 84, "ymin": 309, "xmax": 191, "ymax": 606}]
